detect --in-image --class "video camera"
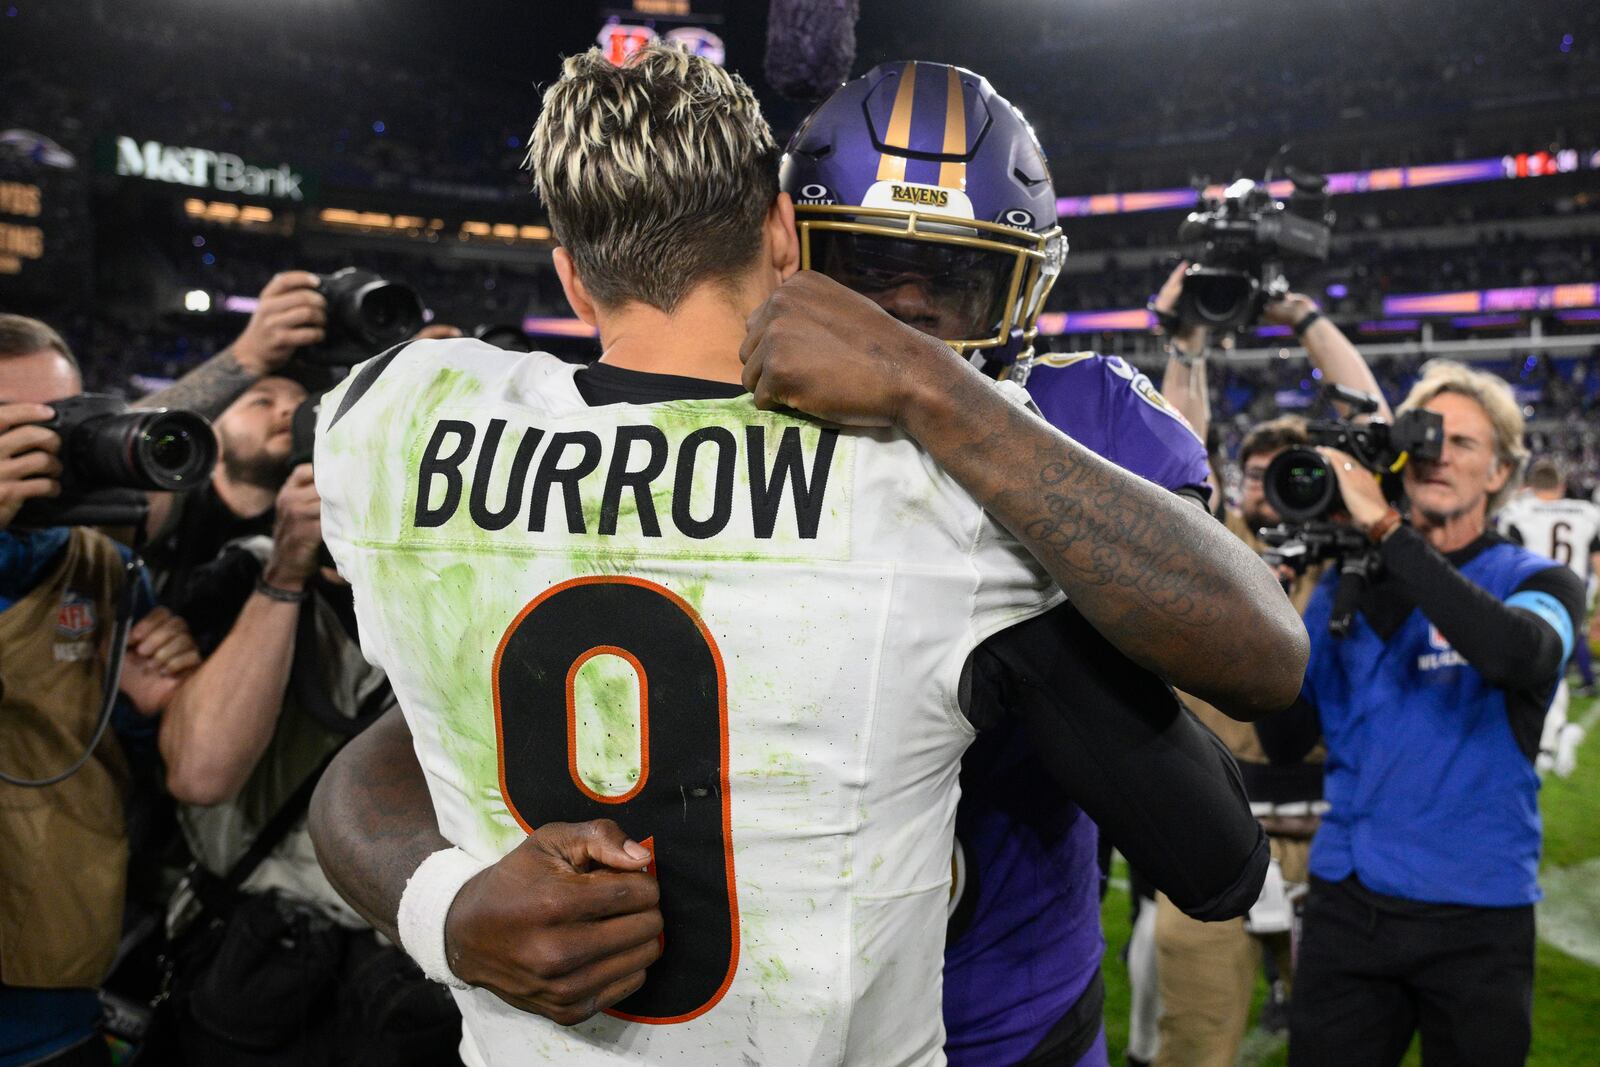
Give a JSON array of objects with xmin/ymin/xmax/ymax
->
[
  {"xmin": 1256, "ymin": 385, "xmax": 1443, "ymax": 636},
  {"xmin": 1173, "ymin": 169, "xmax": 1332, "ymax": 332},
  {"xmin": 15, "ymin": 394, "xmax": 216, "ymax": 528}
]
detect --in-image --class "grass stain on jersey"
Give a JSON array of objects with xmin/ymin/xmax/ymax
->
[
  {"xmin": 365, "ymin": 549, "xmax": 518, "ymax": 847},
  {"xmin": 570, "ymin": 652, "xmax": 644, "ymax": 797},
  {"xmin": 752, "ymin": 955, "xmax": 793, "ymax": 1006},
  {"xmin": 733, "ymin": 750, "xmax": 811, "ymax": 791}
]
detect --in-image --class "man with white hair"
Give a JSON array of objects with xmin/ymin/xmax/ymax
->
[{"xmin": 1258, "ymin": 360, "xmax": 1585, "ymax": 1067}]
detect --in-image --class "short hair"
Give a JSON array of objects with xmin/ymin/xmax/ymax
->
[
  {"xmin": 0, "ymin": 313, "xmax": 80, "ymax": 374},
  {"xmin": 526, "ymin": 44, "xmax": 780, "ymax": 314},
  {"xmin": 1526, "ymin": 456, "xmax": 1563, "ymax": 492},
  {"xmin": 1398, "ymin": 359, "xmax": 1528, "ymax": 514},
  {"xmin": 1239, "ymin": 416, "xmax": 1309, "ymax": 466}
]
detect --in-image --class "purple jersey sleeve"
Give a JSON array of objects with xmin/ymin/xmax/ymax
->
[{"xmin": 1023, "ymin": 352, "xmax": 1211, "ymax": 494}]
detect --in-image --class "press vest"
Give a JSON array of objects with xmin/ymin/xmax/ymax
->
[
  {"xmin": 0, "ymin": 527, "xmax": 130, "ymax": 987},
  {"xmin": 1303, "ymin": 539, "xmax": 1556, "ymax": 906}
]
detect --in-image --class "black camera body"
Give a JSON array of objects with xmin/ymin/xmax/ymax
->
[
  {"xmin": 14, "ymin": 394, "xmax": 217, "ymax": 528},
  {"xmin": 1262, "ymin": 387, "xmax": 1443, "ymax": 524},
  {"xmin": 1174, "ymin": 170, "xmax": 1333, "ymax": 332},
  {"xmin": 1256, "ymin": 386, "xmax": 1441, "ymax": 637},
  {"xmin": 299, "ymin": 267, "xmax": 424, "ymax": 367}
]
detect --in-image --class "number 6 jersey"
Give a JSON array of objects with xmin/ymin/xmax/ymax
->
[{"xmin": 315, "ymin": 340, "xmax": 1064, "ymax": 1067}]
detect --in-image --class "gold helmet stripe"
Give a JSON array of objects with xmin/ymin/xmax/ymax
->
[
  {"xmin": 875, "ymin": 62, "xmax": 918, "ymax": 182},
  {"xmin": 938, "ymin": 66, "xmax": 968, "ymax": 191}
]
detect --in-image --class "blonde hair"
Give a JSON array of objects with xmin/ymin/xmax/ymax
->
[
  {"xmin": 526, "ymin": 44, "xmax": 780, "ymax": 313},
  {"xmin": 1398, "ymin": 359, "xmax": 1529, "ymax": 514}
]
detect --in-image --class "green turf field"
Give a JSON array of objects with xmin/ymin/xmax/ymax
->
[{"xmin": 1098, "ymin": 687, "xmax": 1600, "ymax": 1067}]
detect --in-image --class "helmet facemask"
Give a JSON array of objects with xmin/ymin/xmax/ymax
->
[{"xmin": 797, "ymin": 203, "xmax": 1064, "ymax": 360}]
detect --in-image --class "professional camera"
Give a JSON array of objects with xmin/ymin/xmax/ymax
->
[
  {"xmin": 300, "ymin": 267, "xmax": 425, "ymax": 366},
  {"xmin": 1257, "ymin": 386, "xmax": 1442, "ymax": 636},
  {"xmin": 14, "ymin": 394, "xmax": 217, "ymax": 527},
  {"xmin": 1173, "ymin": 168, "xmax": 1332, "ymax": 332},
  {"xmin": 1263, "ymin": 386, "xmax": 1444, "ymax": 524}
]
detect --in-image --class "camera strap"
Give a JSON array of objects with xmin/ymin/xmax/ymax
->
[
  {"xmin": 0, "ymin": 527, "xmax": 145, "ymax": 788},
  {"xmin": 197, "ymin": 741, "xmax": 348, "ymax": 913},
  {"xmin": 1329, "ymin": 549, "xmax": 1383, "ymax": 638},
  {"xmin": 291, "ymin": 591, "xmax": 393, "ymax": 737}
]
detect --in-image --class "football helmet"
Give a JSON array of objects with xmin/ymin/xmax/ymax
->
[{"xmin": 780, "ymin": 61, "xmax": 1065, "ymax": 366}]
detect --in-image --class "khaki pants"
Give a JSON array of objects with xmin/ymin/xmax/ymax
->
[{"xmin": 1152, "ymin": 836, "xmax": 1310, "ymax": 1067}]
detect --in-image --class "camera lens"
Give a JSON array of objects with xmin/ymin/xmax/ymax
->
[
  {"xmin": 134, "ymin": 412, "xmax": 216, "ymax": 489},
  {"xmin": 147, "ymin": 428, "xmax": 190, "ymax": 469},
  {"xmin": 355, "ymin": 282, "xmax": 424, "ymax": 349},
  {"xmin": 1263, "ymin": 447, "xmax": 1341, "ymax": 523},
  {"xmin": 70, "ymin": 409, "xmax": 217, "ymax": 492},
  {"xmin": 1191, "ymin": 275, "xmax": 1251, "ymax": 325}
]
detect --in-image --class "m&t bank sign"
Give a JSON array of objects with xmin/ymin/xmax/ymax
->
[{"xmin": 108, "ymin": 136, "xmax": 308, "ymax": 200}]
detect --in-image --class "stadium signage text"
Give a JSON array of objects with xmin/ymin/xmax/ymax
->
[
  {"xmin": 0, "ymin": 181, "xmax": 44, "ymax": 275},
  {"xmin": 113, "ymin": 137, "xmax": 305, "ymax": 200}
]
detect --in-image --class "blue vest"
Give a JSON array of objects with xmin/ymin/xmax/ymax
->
[{"xmin": 1303, "ymin": 539, "xmax": 1556, "ymax": 907}]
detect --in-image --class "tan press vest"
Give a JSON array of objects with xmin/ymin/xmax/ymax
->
[{"xmin": 0, "ymin": 527, "xmax": 131, "ymax": 988}]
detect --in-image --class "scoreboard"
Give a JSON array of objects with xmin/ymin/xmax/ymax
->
[
  {"xmin": 0, "ymin": 132, "xmax": 91, "ymax": 316},
  {"xmin": 598, "ymin": 0, "xmax": 726, "ymax": 67}
]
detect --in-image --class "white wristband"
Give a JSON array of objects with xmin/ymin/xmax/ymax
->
[{"xmin": 398, "ymin": 847, "xmax": 493, "ymax": 990}]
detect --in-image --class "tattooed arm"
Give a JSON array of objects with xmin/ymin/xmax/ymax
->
[
  {"xmin": 137, "ymin": 347, "xmax": 262, "ymax": 419},
  {"xmin": 742, "ymin": 272, "xmax": 1307, "ymax": 718},
  {"xmin": 137, "ymin": 271, "xmax": 326, "ymax": 418}
]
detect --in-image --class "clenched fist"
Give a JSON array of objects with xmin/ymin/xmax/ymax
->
[
  {"xmin": 739, "ymin": 271, "xmax": 965, "ymax": 429},
  {"xmin": 119, "ymin": 606, "xmax": 202, "ymax": 715},
  {"xmin": 444, "ymin": 820, "xmax": 661, "ymax": 1025}
]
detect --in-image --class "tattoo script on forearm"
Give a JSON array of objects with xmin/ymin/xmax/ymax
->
[
  {"xmin": 984, "ymin": 400, "xmax": 1230, "ymax": 636},
  {"xmin": 136, "ymin": 347, "xmax": 258, "ymax": 418},
  {"xmin": 907, "ymin": 367, "xmax": 1288, "ymax": 699}
]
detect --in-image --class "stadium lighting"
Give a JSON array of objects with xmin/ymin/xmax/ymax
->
[{"xmin": 184, "ymin": 289, "xmax": 212, "ymax": 313}]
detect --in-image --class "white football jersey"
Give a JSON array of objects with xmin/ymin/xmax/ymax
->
[
  {"xmin": 1500, "ymin": 495, "xmax": 1600, "ymax": 582},
  {"xmin": 315, "ymin": 341, "xmax": 1063, "ymax": 1067}
]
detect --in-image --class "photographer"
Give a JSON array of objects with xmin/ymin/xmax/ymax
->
[
  {"xmin": 1256, "ymin": 361, "xmax": 1584, "ymax": 1067},
  {"xmin": 1148, "ymin": 265, "xmax": 1388, "ymax": 1067},
  {"xmin": 0, "ymin": 315, "xmax": 200, "ymax": 1067},
  {"xmin": 141, "ymin": 267, "xmax": 458, "ymax": 606},
  {"xmin": 138, "ymin": 271, "xmax": 328, "ymax": 591},
  {"xmin": 154, "ymin": 456, "xmax": 461, "ymax": 1064},
  {"xmin": 137, "ymin": 277, "xmax": 464, "ymax": 1060}
]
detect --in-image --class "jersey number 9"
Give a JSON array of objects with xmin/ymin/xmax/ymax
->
[{"xmin": 494, "ymin": 576, "xmax": 739, "ymax": 1023}]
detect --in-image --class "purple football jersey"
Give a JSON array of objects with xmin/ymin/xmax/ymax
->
[
  {"xmin": 943, "ymin": 353, "xmax": 1209, "ymax": 1067},
  {"xmin": 1022, "ymin": 352, "xmax": 1211, "ymax": 495}
]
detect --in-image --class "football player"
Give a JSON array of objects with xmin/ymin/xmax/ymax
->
[
  {"xmin": 309, "ymin": 46, "xmax": 1303, "ymax": 1066},
  {"xmin": 1500, "ymin": 456, "xmax": 1600, "ymax": 770},
  {"xmin": 781, "ymin": 63, "xmax": 1229, "ymax": 1067}
]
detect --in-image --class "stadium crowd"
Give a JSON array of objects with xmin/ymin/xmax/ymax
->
[{"xmin": 3, "ymin": 4, "xmax": 1600, "ymax": 1067}]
